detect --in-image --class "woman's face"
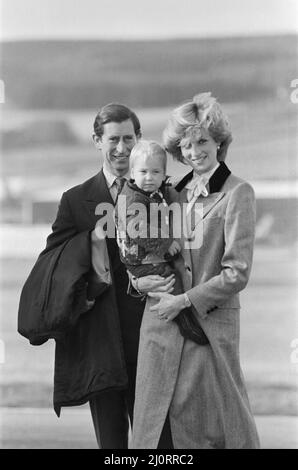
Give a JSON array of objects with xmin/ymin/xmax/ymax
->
[{"xmin": 180, "ymin": 127, "xmax": 218, "ymax": 175}]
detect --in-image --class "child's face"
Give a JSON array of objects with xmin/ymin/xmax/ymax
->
[{"xmin": 131, "ymin": 153, "xmax": 165, "ymax": 192}]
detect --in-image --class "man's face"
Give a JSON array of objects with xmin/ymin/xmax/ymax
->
[{"xmin": 94, "ymin": 120, "xmax": 139, "ymax": 177}]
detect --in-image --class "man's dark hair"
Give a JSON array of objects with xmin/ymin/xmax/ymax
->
[{"xmin": 93, "ymin": 103, "xmax": 141, "ymax": 138}]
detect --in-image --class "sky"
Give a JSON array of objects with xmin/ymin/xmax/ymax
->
[{"xmin": 1, "ymin": 0, "xmax": 298, "ymax": 41}]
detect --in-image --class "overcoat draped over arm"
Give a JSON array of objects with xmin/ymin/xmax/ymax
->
[{"xmin": 18, "ymin": 231, "xmax": 111, "ymax": 345}]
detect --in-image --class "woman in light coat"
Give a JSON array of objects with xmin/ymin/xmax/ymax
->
[{"xmin": 130, "ymin": 93, "xmax": 260, "ymax": 449}]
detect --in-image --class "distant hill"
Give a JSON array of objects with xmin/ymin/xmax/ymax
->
[{"xmin": 1, "ymin": 35, "xmax": 297, "ymax": 109}]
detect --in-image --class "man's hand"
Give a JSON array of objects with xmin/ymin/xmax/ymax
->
[
  {"xmin": 133, "ymin": 274, "xmax": 175, "ymax": 294},
  {"xmin": 148, "ymin": 292, "xmax": 186, "ymax": 321}
]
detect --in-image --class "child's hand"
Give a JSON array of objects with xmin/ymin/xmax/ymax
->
[{"xmin": 167, "ymin": 240, "xmax": 181, "ymax": 256}]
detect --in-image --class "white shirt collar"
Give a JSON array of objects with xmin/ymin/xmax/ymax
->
[{"xmin": 102, "ymin": 164, "xmax": 130, "ymax": 188}]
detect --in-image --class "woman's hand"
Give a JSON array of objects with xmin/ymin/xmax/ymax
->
[
  {"xmin": 148, "ymin": 292, "xmax": 186, "ymax": 322},
  {"xmin": 167, "ymin": 240, "xmax": 181, "ymax": 256},
  {"xmin": 133, "ymin": 274, "xmax": 176, "ymax": 294}
]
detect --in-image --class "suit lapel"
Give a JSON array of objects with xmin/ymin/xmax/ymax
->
[
  {"xmin": 195, "ymin": 162, "xmax": 231, "ymax": 222},
  {"xmin": 175, "ymin": 188, "xmax": 192, "ymax": 273},
  {"xmin": 178, "ymin": 192, "xmax": 225, "ymax": 250},
  {"xmin": 174, "ymin": 170, "xmax": 194, "ymax": 192},
  {"xmin": 174, "ymin": 162, "xmax": 231, "ymax": 194},
  {"xmin": 201, "ymin": 192, "xmax": 225, "ymax": 219},
  {"xmin": 209, "ymin": 161, "xmax": 231, "ymax": 193},
  {"xmin": 83, "ymin": 170, "xmax": 114, "ymax": 229},
  {"xmin": 174, "ymin": 161, "xmax": 231, "ymax": 240},
  {"xmin": 172, "ymin": 163, "xmax": 232, "ymax": 288}
]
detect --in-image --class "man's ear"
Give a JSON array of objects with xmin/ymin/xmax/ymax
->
[
  {"xmin": 92, "ymin": 133, "xmax": 102, "ymax": 149},
  {"xmin": 136, "ymin": 132, "xmax": 142, "ymax": 141}
]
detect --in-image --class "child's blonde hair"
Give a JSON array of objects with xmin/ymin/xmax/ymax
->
[{"xmin": 130, "ymin": 140, "xmax": 167, "ymax": 172}]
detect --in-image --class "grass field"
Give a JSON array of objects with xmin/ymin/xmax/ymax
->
[{"xmin": 0, "ymin": 244, "xmax": 297, "ymax": 415}]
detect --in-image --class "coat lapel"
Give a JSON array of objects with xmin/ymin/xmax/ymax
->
[
  {"xmin": 174, "ymin": 161, "xmax": 231, "ymax": 228},
  {"xmin": 174, "ymin": 187, "xmax": 192, "ymax": 281},
  {"xmin": 201, "ymin": 192, "xmax": 225, "ymax": 219},
  {"xmin": 208, "ymin": 161, "xmax": 231, "ymax": 194},
  {"xmin": 174, "ymin": 162, "xmax": 231, "ymax": 195},
  {"xmin": 174, "ymin": 170, "xmax": 194, "ymax": 192},
  {"xmin": 178, "ymin": 192, "xmax": 224, "ymax": 254},
  {"xmin": 174, "ymin": 162, "xmax": 231, "ymax": 276},
  {"xmin": 83, "ymin": 170, "xmax": 114, "ymax": 229}
]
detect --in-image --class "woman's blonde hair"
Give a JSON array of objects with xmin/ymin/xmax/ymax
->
[{"xmin": 163, "ymin": 92, "xmax": 232, "ymax": 162}]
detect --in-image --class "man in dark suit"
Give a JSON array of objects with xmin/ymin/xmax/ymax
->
[{"xmin": 40, "ymin": 103, "xmax": 174, "ymax": 449}]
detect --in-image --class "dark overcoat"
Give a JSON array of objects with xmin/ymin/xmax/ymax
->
[{"xmin": 18, "ymin": 171, "xmax": 144, "ymax": 416}]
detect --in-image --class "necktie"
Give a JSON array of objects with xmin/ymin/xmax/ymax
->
[{"xmin": 114, "ymin": 177, "xmax": 126, "ymax": 203}]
